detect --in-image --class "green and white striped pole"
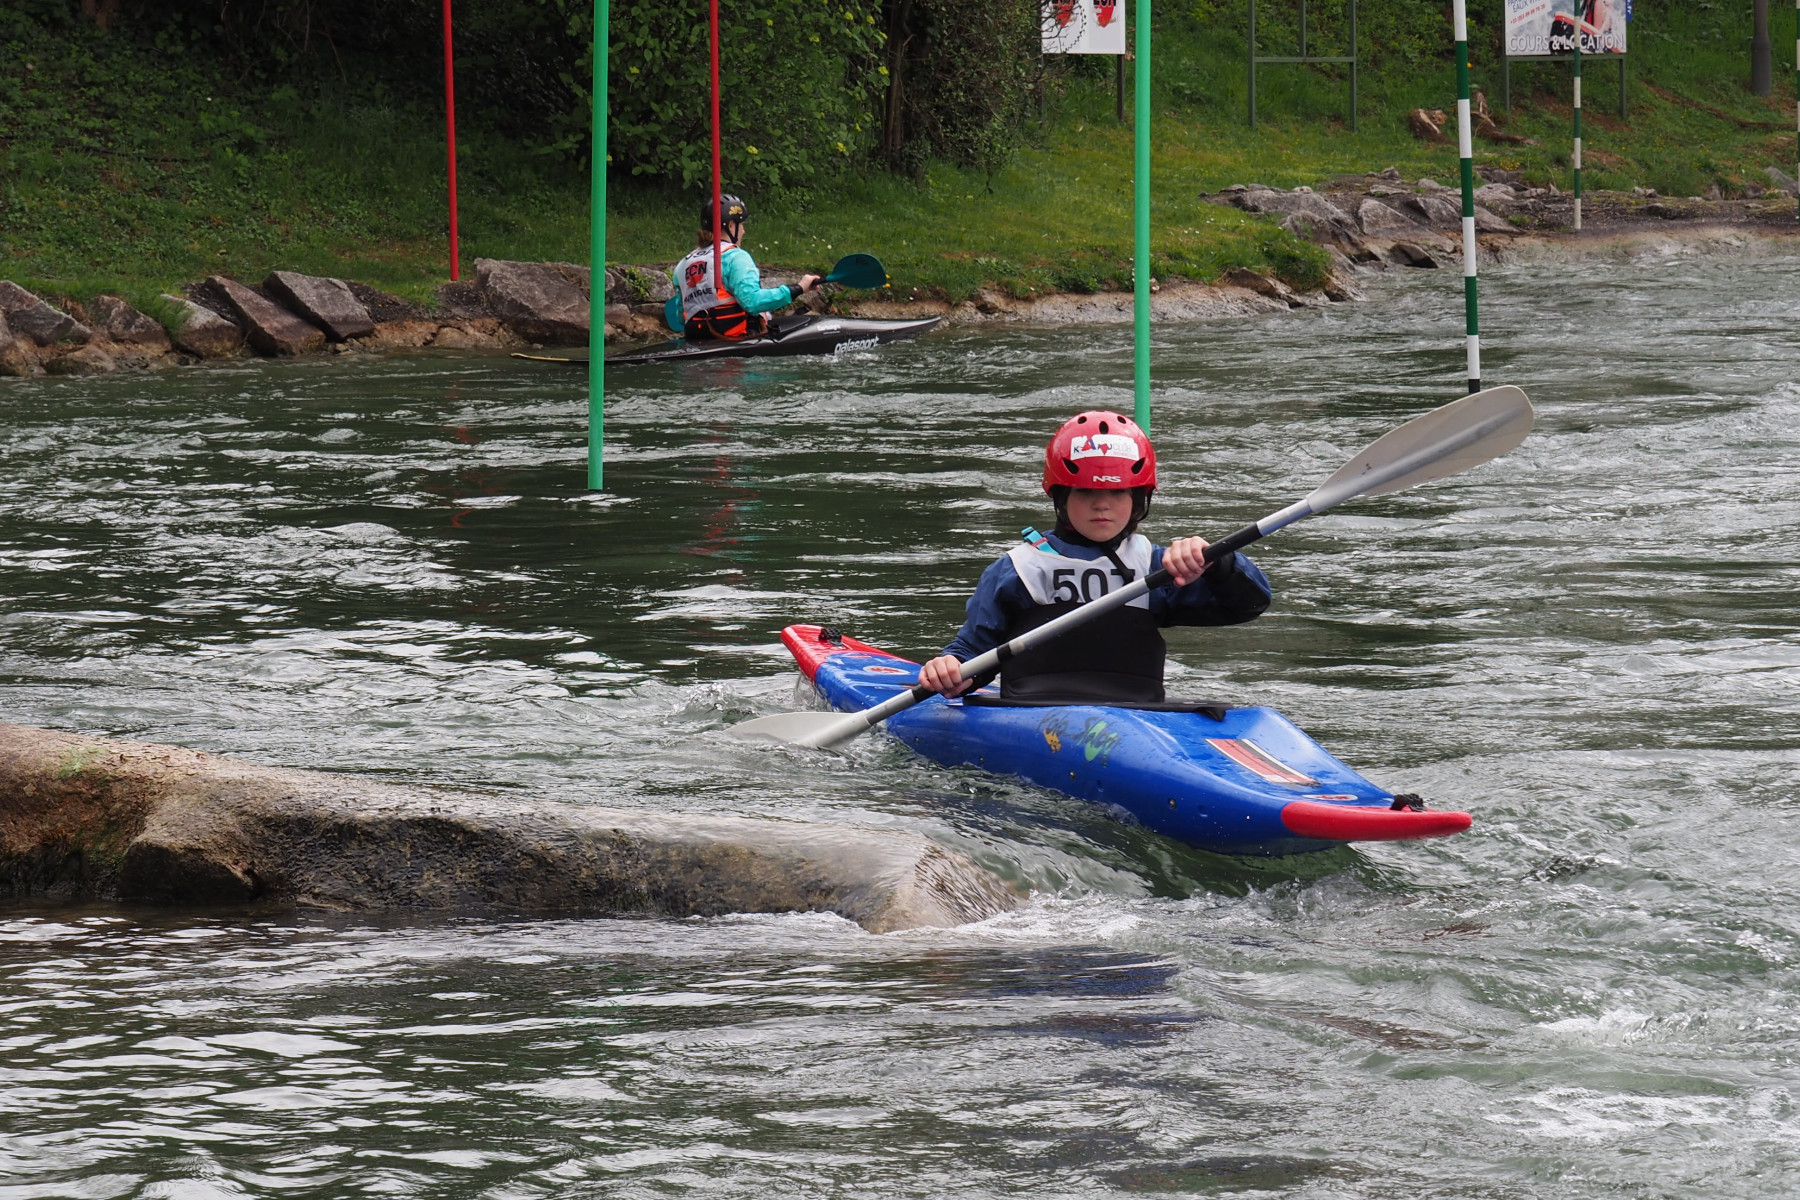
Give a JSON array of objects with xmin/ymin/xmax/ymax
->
[
  {"xmin": 1452, "ymin": 0, "xmax": 1481, "ymax": 393},
  {"xmin": 1133, "ymin": 0, "xmax": 1152, "ymax": 431},
  {"xmin": 1573, "ymin": 33, "xmax": 1583, "ymax": 232},
  {"xmin": 587, "ymin": 0, "xmax": 608, "ymax": 489}
]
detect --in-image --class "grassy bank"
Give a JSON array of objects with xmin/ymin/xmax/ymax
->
[{"xmin": 3, "ymin": 5, "xmax": 1796, "ymax": 312}]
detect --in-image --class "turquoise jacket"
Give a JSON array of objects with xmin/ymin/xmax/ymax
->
[{"xmin": 716, "ymin": 246, "xmax": 798, "ymax": 315}]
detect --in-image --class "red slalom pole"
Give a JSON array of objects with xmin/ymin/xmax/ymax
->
[
  {"xmin": 443, "ymin": 0, "xmax": 461, "ymax": 281},
  {"xmin": 709, "ymin": 0, "xmax": 722, "ymax": 283}
]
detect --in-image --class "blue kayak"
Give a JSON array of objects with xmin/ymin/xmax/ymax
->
[{"xmin": 782, "ymin": 624, "xmax": 1471, "ymax": 857}]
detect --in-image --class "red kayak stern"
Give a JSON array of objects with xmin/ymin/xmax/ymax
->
[{"xmin": 1280, "ymin": 799, "xmax": 1472, "ymax": 842}]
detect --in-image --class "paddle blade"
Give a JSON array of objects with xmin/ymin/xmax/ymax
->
[
  {"xmin": 824, "ymin": 253, "xmax": 888, "ymax": 290},
  {"xmin": 1305, "ymin": 385, "xmax": 1534, "ymax": 514},
  {"xmin": 728, "ymin": 710, "xmax": 867, "ymax": 749},
  {"xmin": 664, "ymin": 294, "xmax": 683, "ymax": 332}
]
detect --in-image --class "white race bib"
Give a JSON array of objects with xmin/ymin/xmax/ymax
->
[
  {"xmin": 675, "ymin": 243, "xmax": 739, "ymax": 320},
  {"xmin": 1006, "ymin": 534, "xmax": 1153, "ymax": 608}
]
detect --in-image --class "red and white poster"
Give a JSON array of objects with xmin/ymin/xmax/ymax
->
[{"xmin": 1042, "ymin": 0, "xmax": 1126, "ymax": 55}]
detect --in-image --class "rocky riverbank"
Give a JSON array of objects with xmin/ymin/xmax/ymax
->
[
  {"xmin": 0, "ymin": 722, "xmax": 1021, "ymax": 931},
  {"xmin": 3, "ymin": 170, "xmax": 1794, "ymax": 378},
  {"xmin": 0, "ymin": 259, "xmax": 694, "ymax": 378}
]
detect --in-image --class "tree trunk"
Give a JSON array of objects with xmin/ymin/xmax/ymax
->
[
  {"xmin": 1752, "ymin": 0, "xmax": 1772, "ymax": 97},
  {"xmin": 79, "ymin": 0, "xmax": 122, "ymax": 31},
  {"xmin": 882, "ymin": 0, "xmax": 916, "ymax": 172}
]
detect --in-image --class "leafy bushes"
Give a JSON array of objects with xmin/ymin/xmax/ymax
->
[
  {"xmin": 545, "ymin": 0, "xmax": 887, "ymax": 192},
  {"xmin": 881, "ymin": 0, "xmax": 1040, "ymax": 176}
]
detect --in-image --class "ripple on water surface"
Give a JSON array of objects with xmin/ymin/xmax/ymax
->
[{"xmin": 2, "ymin": 260, "xmax": 1799, "ymax": 1197}]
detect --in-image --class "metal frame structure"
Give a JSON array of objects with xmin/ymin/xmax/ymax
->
[
  {"xmin": 1502, "ymin": 50, "xmax": 1626, "ymax": 119},
  {"xmin": 1247, "ymin": 0, "xmax": 1358, "ymax": 129}
]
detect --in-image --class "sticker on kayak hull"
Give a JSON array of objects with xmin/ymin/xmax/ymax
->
[{"xmin": 1205, "ymin": 738, "xmax": 1316, "ymax": 785}]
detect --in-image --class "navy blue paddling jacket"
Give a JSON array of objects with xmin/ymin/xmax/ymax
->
[{"xmin": 941, "ymin": 528, "xmax": 1272, "ymax": 703}]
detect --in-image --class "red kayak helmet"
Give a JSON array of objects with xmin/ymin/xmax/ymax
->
[{"xmin": 1043, "ymin": 410, "xmax": 1157, "ymax": 494}]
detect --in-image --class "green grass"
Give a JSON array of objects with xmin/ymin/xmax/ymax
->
[{"xmin": 3, "ymin": 4, "xmax": 1796, "ymax": 312}]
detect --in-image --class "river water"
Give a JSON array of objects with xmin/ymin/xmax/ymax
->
[{"xmin": 2, "ymin": 253, "xmax": 1798, "ymax": 1198}]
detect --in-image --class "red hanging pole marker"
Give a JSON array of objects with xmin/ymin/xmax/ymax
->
[
  {"xmin": 709, "ymin": 0, "xmax": 723, "ymax": 285},
  {"xmin": 443, "ymin": 0, "xmax": 461, "ymax": 281}
]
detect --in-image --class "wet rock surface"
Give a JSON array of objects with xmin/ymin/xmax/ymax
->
[
  {"xmin": 0, "ymin": 313, "xmax": 37, "ymax": 377},
  {"xmin": 42, "ymin": 344, "xmax": 118, "ymax": 376},
  {"xmin": 0, "ymin": 723, "xmax": 1021, "ymax": 932}
]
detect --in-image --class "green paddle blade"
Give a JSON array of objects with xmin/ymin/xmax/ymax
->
[
  {"xmin": 823, "ymin": 253, "xmax": 887, "ymax": 290},
  {"xmin": 663, "ymin": 295, "xmax": 683, "ymax": 333}
]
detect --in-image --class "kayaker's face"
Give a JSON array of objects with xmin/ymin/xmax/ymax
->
[{"xmin": 1066, "ymin": 488, "xmax": 1133, "ymax": 540}]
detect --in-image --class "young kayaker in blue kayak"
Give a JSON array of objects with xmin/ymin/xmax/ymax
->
[
  {"xmin": 674, "ymin": 193, "xmax": 820, "ymax": 341},
  {"xmin": 917, "ymin": 410, "xmax": 1272, "ymax": 703}
]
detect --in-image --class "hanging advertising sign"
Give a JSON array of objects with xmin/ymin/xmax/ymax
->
[
  {"xmin": 1505, "ymin": 0, "xmax": 1627, "ymax": 55},
  {"xmin": 1042, "ymin": 0, "xmax": 1126, "ymax": 55}
]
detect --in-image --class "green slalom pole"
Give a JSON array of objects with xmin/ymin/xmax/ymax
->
[
  {"xmin": 1451, "ymin": 0, "xmax": 1480, "ymax": 394},
  {"xmin": 1795, "ymin": 0, "xmax": 1798, "ymax": 223},
  {"xmin": 1573, "ymin": 35, "xmax": 1583, "ymax": 232},
  {"xmin": 1133, "ymin": 0, "xmax": 1152, "ymax": 431},
  {"xmin": 587, "ymin": 0, "xmax": 608, "ymax": 490}
]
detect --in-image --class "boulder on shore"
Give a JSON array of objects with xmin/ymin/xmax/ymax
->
[
  {"xmin": 1387, "ymin": 241, "xmax": 1440, "ymax": 269},
  {"xmin": 0, "ymin": 281, "xmax": 90, "ymax": 347},
  {"xmin": 88, "ymin": 296, "xmax": 173, "ymax": 353},
  {"xmin": 162, "ymin": 294, "xmax": 245, "ymax": 358},
  {"xmin": 0, "ymin": 312, "xmax": 39, "ymax": 377},
  {"xmin": 474, "ymin": 259, "xmax": 592, "ymax": 344},
  {"xmin": 206, "ymin": 276, "xmax": 326, "ymax": 356},
  {"xmin": 263, "ymin": 271, "xmax": 376, "ymax": 342},
  {"xmin": 0, "ymin": 723, "xmax": 1021, "ymax": 933},
  {"xmin": 1401, "ymin": 194, "xmax": 1464, "ymax": 229},
  {"xmin": 43, "ymin": 344, "xmax": 118, "ymax": 376},
  {"xmin": 1356, "ymin": 197, "xmax": 1425, "ymax": 237},
  {"xmin": 605, "ymin": 265, "xmax": 677, "ymax": 305}
]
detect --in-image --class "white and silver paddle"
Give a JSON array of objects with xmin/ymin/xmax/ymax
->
[{"xmin": 733, "ymin": 384, "xmax": 1535, "ymax": 750}]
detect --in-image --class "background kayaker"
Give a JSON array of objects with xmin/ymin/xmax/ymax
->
[
  {"xmin": 917, "ymin": 410, "xmax": 1272, "ymax": 702},
  {"xmin": 674, "ymin": 193, "xmax": 820, "ymax": 341}
]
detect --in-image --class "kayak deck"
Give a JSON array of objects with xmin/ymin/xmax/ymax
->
[
  {"xmin": 606, "ymin": 314, "xmax": 941, "ymax": 365},
  {"xmin": 780, "ymin": 624, "xmax": 1471, "ymax": 857}
]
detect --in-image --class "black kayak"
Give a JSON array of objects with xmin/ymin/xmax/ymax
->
[{"xmin": 512, "ymin": 314, "xmax": 940, "ymax": 367}]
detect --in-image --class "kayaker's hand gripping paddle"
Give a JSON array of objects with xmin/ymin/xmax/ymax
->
[{"xmin": 734, "ymin": 384, "xmax": 1535, "ymax": 750}]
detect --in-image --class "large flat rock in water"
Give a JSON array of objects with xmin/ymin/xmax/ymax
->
[
  {"xmin": 264, "ymin": 271, "xmax": 375, "ymax": 342},
  {"xmin": 0, "ymin": 724, "xmax": 1020, "ymax": 932}
]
